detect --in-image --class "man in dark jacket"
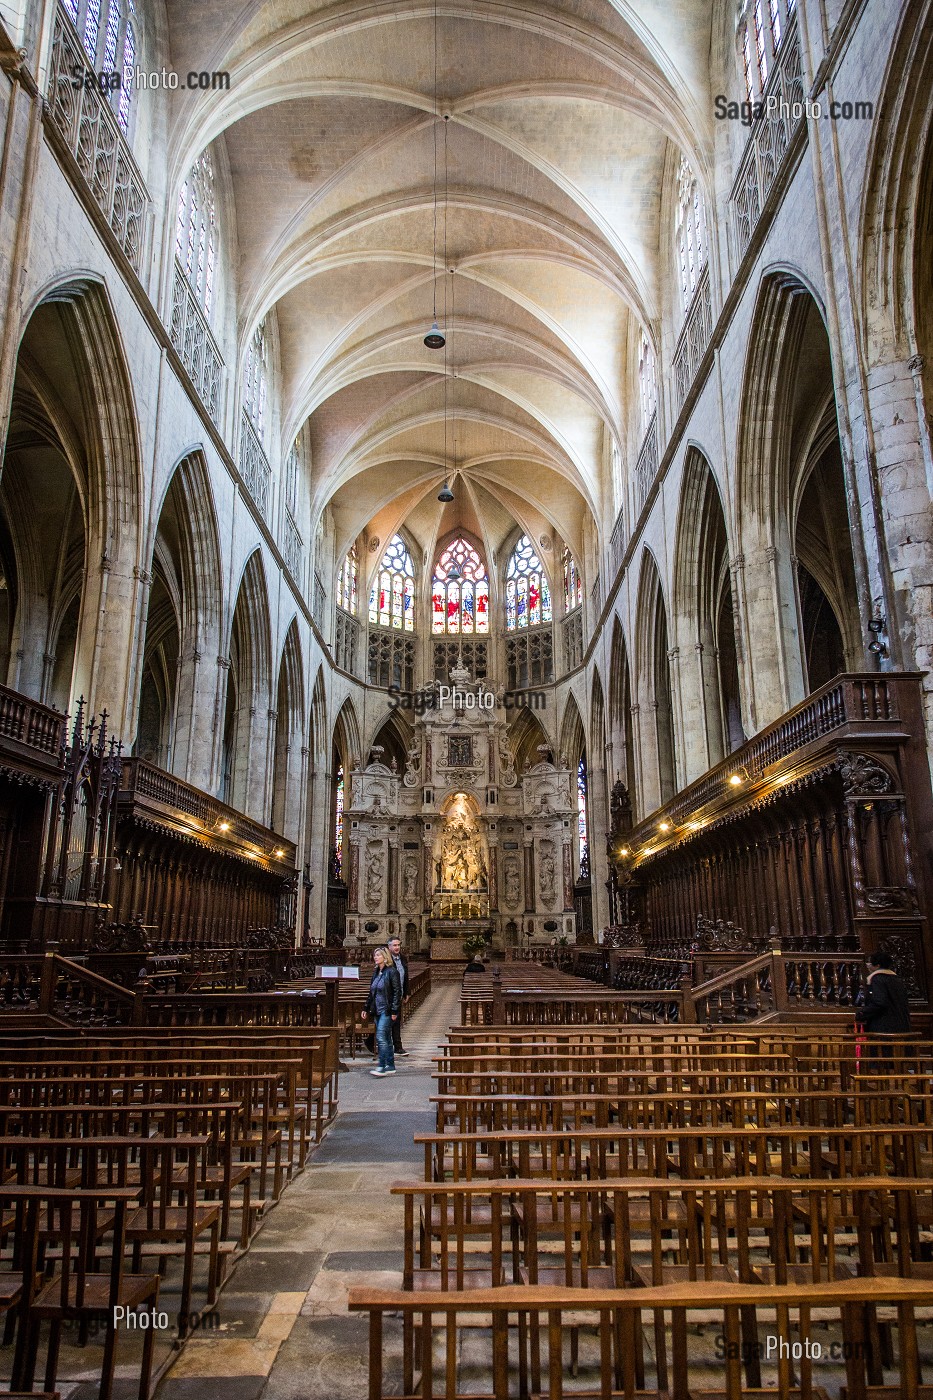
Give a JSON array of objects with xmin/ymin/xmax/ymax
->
[
  {"xmin": 387, "ymin": 936, "xmax": 410, "ymax": 1057},
  {"xmin": 857, "ymin": 950, "xmax": 911, "ymax": 1035}
]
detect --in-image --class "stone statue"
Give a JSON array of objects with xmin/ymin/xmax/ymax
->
[
  {"xmin": 539, "ymin": 843, "xmax": 557, "ymax": 908},
  {"xmin": 402, "ymin": 856, "xmax": 418, "ymax": 907},
  {"xmin": 498, "ymin": 730, "xmax": 517, "ymax": 787},
  {"xmin": 365, "ymin": 847, "xmax": 384, "ymax": 910},
  {"xmin": 504, "ymin": 856, "xmax": 521, "ymax": 907},
  {"xmin": 403, "ymin": 734, "xmax": 421, "ymax": 788}
]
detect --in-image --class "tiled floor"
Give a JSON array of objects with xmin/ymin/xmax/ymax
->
[{"xmin": 154, "ymin": 981, "xmax": 462, "ymax": 1400}]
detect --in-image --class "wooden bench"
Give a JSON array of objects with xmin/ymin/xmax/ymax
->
[
  {"xmin": 3, "ymin": 1183, "xmax": 160, "ymax": 1400},
  {"xmin": 347, "ymin": 1275, "xmax": 933, "ymax": 1399}
]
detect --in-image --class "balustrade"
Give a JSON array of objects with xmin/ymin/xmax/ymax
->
[
  {"xmin": 633, "ymin": 412, "xmax": 659, "ymax": 518},
  {"xmin": 282, "ymin": 509, "xmax": 303, "ymax": 582},
  {"xmin": 170, "ymin": 261, "xmax": 224, "ymax": 423},
  {"xmin": 238, "ymin": 411, "xmax": 271, "ymax": 519},
  {"xmin": 672, "ymin": 265, "xmax": 712, "ymax": 414},
  {"xmin": 730, "ymin": 12, "xmax": 805, "ymax": 262},
  {"xmin": 0, "ymin": 684, "xmax": 64, "ymax": 756}
]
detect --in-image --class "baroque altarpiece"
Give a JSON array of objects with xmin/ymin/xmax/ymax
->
[{"xmin": 343, "ymin": 666, "xmax": 576, "ymax": 955}]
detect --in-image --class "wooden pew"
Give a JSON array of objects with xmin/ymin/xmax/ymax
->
[
  {"xmin": 348, "ymin": 1275, "xmax": 933, "ymax": 1400},
  {"xmin": 415, "ymin": 1123, "xmax": 933, "ymax": 1185},
  {"xmin": 2, "ymin": 1184, "xmax": 160, "ymax": 1400}
]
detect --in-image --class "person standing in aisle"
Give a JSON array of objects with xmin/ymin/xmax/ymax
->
[
  {"xmin": 387, "ymin": 935, "xmax": 410, "ymax": 1057},
  {"xmin": 360, "ymin": 946, "xmax": 402, "ymax": 1076}
]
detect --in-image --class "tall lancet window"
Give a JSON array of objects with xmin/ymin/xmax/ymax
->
[
  {"xmin": 638, "ymin": 332, "xmax": 657, "ymax": 433},
  {"xmin": 505, "ymin": 535, "xmax": 551, "ymax": 631},
  {"xmin": 738, "ymin": 0, "xmax": 796, "ymax": 101},
  {"xmin": 175, "ymin": 150, "xmax": 218, "ymax": 317},
  {"xmin": 62, "ymin": 0, "xmax": 138, "ymax": 132},
  {"xmin": 432, "ymin": 537, "xmax": 489, "ymax": 635},
  {"xmin": 337, "ymin": 545, "xmax": 358, "ymax": 615},
  {"xmin": 577, "ymin": 756, "xmax": 589, "ymax": 878},
  {"xmin": 369, "ymin": 535, "xmax": 415, "ymax": 631},
  {"xmin": 334, "ymin": 764, "xmax": 344, "ymax": 876},
  {"xmin": 675, "ymin": 156, "xmax": 706, "ymax": 306},
  {"xmin": 243, "ymin": 319, "xmax": 268, "ymax": 441},
  {"xmin": 562, "ymin": 548, "xmax": 582, "ymax": 612}
]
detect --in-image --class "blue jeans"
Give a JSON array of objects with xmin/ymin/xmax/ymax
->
[{"xmin": 375, "ymin": 1011, "xmax": 396, "ymax": 1070}]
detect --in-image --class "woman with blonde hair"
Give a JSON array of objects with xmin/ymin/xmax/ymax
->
[{"xmin": 361, "ymin": 945, "xmax": 402, "ymax": 1076}]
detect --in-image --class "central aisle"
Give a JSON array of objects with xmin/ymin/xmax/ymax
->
[{"xmin": 154, "ymin": 980, "xmax": 462, "ymax": 1400}]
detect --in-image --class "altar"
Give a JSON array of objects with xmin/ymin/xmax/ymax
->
[
  {"xmin": 427, "ymin": 927, "xmax": 493, "ymax": 961},
  {"xmin": 342, "ymin": 655, "xmax": 577, "ymax": 952}
]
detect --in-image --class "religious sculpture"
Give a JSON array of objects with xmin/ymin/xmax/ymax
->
[
  {"xmin": 365, "ymin": 847, "xmax": 384, "ymax": 910},
  {"xmin": 403, "ymin": 734, "xmax": 421, "ymax": 787},
  {"xmin": 539, "ymin": 841, "xmax": 558, "ymax": 908},
  {"xmin": 402, "ymin": 856, "xmax": 419, "ymax": 907},
  {"xmin": 503, "ymin": 856, "xmax": 521, "ymax": 907}
]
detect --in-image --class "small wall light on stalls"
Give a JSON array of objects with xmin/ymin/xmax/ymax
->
[{"xmin": 727, "ymin": 765, "xmax": 751, "ymax": 788}]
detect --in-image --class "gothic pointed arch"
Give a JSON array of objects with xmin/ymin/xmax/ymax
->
[
  {"xmin": 558, "ymin": 692, "xmax": 586, "ymax": 770},
  {"xmin": 735, "ymin": 272, "xmax": 865, "ymax": 723},
  {"xmin": 271, "ymin": 618, "xmax": 305, "ymax": 839},
  {"xmin": 138, "ymin": 451, "xmax": 223, "ymax": 786},
  {"xmin": 608, "ymin": 615, "xmax": 637, "ymax": 810},
  {"xmin": 635, "ymin": 549, "xmax": 677, "ymax": 811},
  {"xmin": 3, "ymin": 279, "xmax": 143, "ymax": 725},
  {"xmin": 672, "ymin": 448, "xmax": 744, "ymax": 776},
  {"xmin": 221, "ymin": 549, "xmax": 273, "ymax": 817},
  {"xmin": 509, "ymin": 707, "xmax": 551, "ymax": 775},
  {"xmin": 333, "ymin": 695, "xmax": 362, "ymax": 773}
]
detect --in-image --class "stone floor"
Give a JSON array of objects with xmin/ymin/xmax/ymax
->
[{"xmin": 153, "ymin": 982, "xmax": 460, "ymax": 1400}]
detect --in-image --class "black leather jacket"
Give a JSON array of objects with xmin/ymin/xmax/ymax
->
[{"xmin": 365, "ymin": 965, "xmax": 402, "ymax": 1018}]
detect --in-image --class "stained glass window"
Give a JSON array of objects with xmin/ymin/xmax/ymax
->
[
  {"xmin": 334, "ymin": 764, "xmax": 344, "ymax": 876},
  {"xmin": 739, "ymin": 0, "xmax": 793, "ymax": 101},
  {"xmin": 577, "ymin": 756, "xmax": 589, "ymax": 876},
  {"xmin": 505, "ymin": 535, "xmax": 551, "ymax": 631},
  {"xmin": 676, "ymin": 156, "xmax": 706, "ymax": 305},
  {"xmin": 176, "ymin": 152, "xmax": 218, "ymax": 316},
  {"xmin": 338, "ymin": 545, "xmax": 358, "ymax": 615},
  {"xmin": 638, "ymin": 332, "xmax": 657, "ymax": 434},
  {"xmin": 65, "ymin": 0, "xmax": 137, "ymax": 132},
  {"xmin": 117, "ymin": 21, "xmax": 135, "ymax": 132},
  {"xmin": 432, "ymin": 537, "xmax": 489, "ymax": 635},
  {"xmin": 562, "ymin": 548, "xmax": 582, "ymax": 612},
  {"xmin": 369, "ymin": 535, "xmax": 415, "ymax": 632}
]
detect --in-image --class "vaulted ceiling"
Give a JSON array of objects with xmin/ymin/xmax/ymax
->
[{"xmin": 163, "ymin": 0, "xmax": 715, "ymax": 569}]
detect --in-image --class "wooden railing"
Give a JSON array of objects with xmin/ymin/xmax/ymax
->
[
  {"xmin": 630, "ymin": 672, "xmax": 905, "ymax": 843},
  {"xmin": 691, "ymin": 947, "xmax": 866, "ymax": 1025},
  {"xmin": 0, "ymin": 952, "xmax": 138, "ymax": 1026},
  {"xmin": 0, "ymin": 684, "xmax": 65, "ymax": 757},
  {"xmin": 119, "ymin": 757, "xmax": 296, "ymax": 865}
]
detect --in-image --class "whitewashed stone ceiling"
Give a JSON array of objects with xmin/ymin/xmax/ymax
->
[{"xmin": 165, "ymin": 0, "xmax": 714, "ymax": 561}]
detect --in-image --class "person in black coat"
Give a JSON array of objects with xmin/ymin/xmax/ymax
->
[
  {"xmin": 856, "ymin": 950, "xmax": 911, "ymax": 1035},
  {"xmin": 360, "ymin": 946, "xmax": 402, "ymax": 1075},
  {"xmin": 387, "ymin": 936, "xmax": 410, "ymax": 1056}
]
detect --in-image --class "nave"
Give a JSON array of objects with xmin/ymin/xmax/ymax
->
[{"xmin": 4, "ymin": 965, "xmax": 933, "ymax": 1398}]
